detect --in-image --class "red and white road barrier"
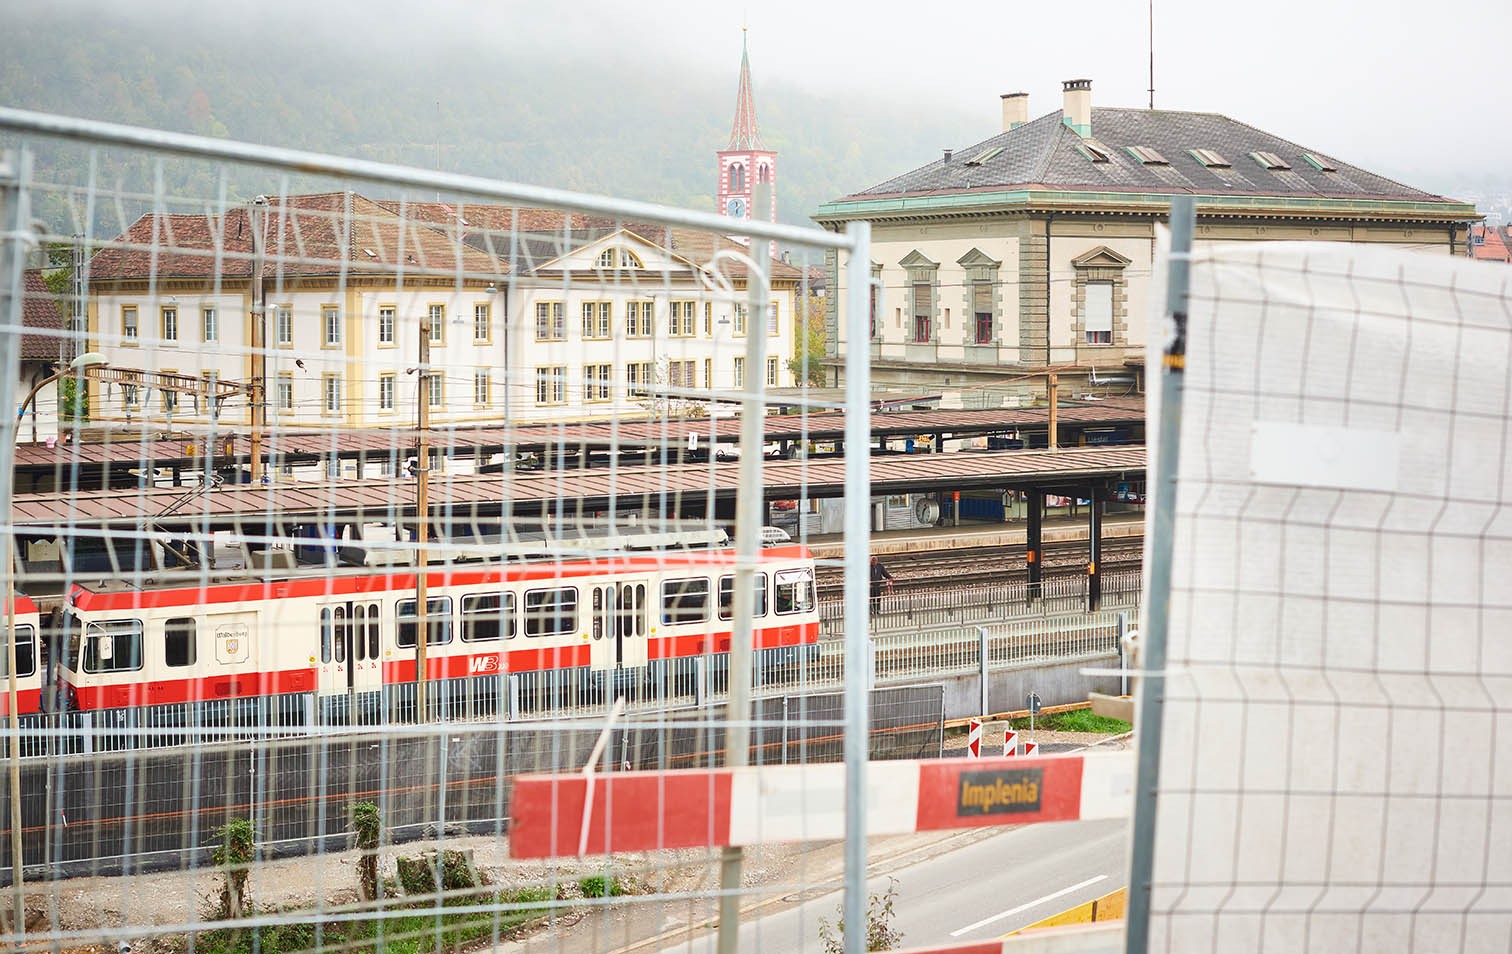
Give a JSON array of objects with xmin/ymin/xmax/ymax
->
[
  {"xmin": 508, "ymin": 753, "xmax": 1133, "ymax": 858},
  {"xmin": 1022, "ymin": 740, "xmax": 1040, "ymax": 757},
  {"xmin": 968, "ymin": 718, "xmax": 982, "ymax": 758},
  {"xmin": 1002, "ymin": 729, "xmax": 1020, "ymax": 757}
]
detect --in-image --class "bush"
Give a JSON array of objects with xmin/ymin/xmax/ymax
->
[
  {"xmin": 578, "ymin": 874, "xmax": 624, "ymax": 898},
  {"xmin": 396, "ymin": 849, "xmax": 481, "ymax": 896},
  {"xmin": 212, "ymin": 818, "xmax": 256, "ymax": 919},
  {"xmin": 350, "ymin": 802, "xmax": 382, "ymax": 901},
  {"xmin": 818, "ymin": 877, "xmax": 903, "ymax": 952}
]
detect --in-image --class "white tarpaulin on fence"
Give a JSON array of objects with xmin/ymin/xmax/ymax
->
[{"xmin": 1145, "ymin": 240, "xmax": 1512, "ymax": 952}]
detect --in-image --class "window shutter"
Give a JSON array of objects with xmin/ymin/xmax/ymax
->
[{"xmin": 1085, "ymin": 282, "xmax": 1114, "ymax": 335}]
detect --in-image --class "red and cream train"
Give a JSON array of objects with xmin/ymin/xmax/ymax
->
[{"xmin": 50, "ymin": 545, "xmax": 819, "ymax": 713}]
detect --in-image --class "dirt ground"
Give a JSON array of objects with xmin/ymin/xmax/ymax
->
[{"xmin": 15, "ymin": 728, "xmax": 1127, "ymax": 953}]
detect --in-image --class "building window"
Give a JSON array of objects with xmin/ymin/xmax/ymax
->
[
  {"xmin": 379, "ymin": 373, "xmax": 395, "ymax": 411},
  {"xmin": 379, "ymin": 306, "xmax": 395, "ymax": 345},
  {"xmin": 202, "ymin": 306, "xmax": 218, "ymax": 343},
  {"xmin": 428, "ymin": 304, "xmax": 445, "ymax": 343},
  {"xmin": 703, "ymin": 301, "xmax": 713, "ymax": 336},
  {"xmin": 625, "ymin": 361, "xmax": 653, "ymax": 397},
  {"xmin": 474, "ymin": 369, "xmax": 490, "ymax": 405},
  {"xmin": 704, "ymin": 358, "xmax": 712, "ymax": 388},
  {"xmin": 958, "ymin": 249, "xmax": 1001, "ymax": 348},
  {"xmin": 161, "ymin": 382, "xmax": 178, "ymax": 413},
  {"xmin": 122, "ymin": 306, "xmax": 138, "ymax": 341},
  {"xmin": 536, "ymin": 301, "xmax": 565, "ymax": 340},
  {"xmin": 584, "ymin": 364, "xmax": 612, "ymax": 402},
  {"xmin": 729, "ymin": 163, "xmax": 745, "ymax": 192},
  {"xmin": 536, "ymin": 366, "xmax": 566, "ymax": 404},
  {"xmin": 427, "ymin": 373, "xmax": 443, "ymax": 408},
  {"xmin": 901, "ymin": 251, "xmax": 938, "ymax": 344},
  {"xmin": 322, "ymin": 305, "xmax": 341, "ymax": 346},
  {"xmin": 733, "ymin": 304, "xmax": 747, "ymax": 336},
  {"xmin": 626, "ymin": 300, "xmax": 653, "ymax": 337},
  {"xmin": 733, "ymin": 356, "xmax": 745, "ymax": 388},
  {"xmin": 473, "ymin": 303, "xmax": 490, "ymax": 342},
  {"xmin": 161, "ymin": 306, "xmax": 178, "ymax": 342},
  {"xmin": 276, "ymin": 374, "xmax": 293, "ymax": 411},
  {"xmin": 669, "ymin": 300, "xmax": 696, "ymax": 336},
  {"xmin": 974, "ymin": 291, "xmax": 993, "ymax": 344},
  {"xmin": 322, "ymin": 375, "xmax": 342, "ymax": 415},
  {"xmin": 869, "ymin": 263, "xmax": 883, "ymax": 338},
  {"xmin": 596, "ymin": 247, "xmax": 643, "ymax": 269},
  {"xmin": 1084, "ymin": 281, "xmax": 1113, "ymax": 344},
  {"xmin": 767, "ymin": 303, "xmax": 779, "ymax": 336},
  {"xmin": 276, "ymin": 306, "xmax": 293, "ymax": 345},
  {"xmin": 582, "ymin": 301, "xmax": 611, "ymax": 338},
  {"xmin": 1070, "ymin": 246, "xmax": 1132, "ymax": 350},
  {"xmin": 766, "ymin": 357, "xmax": 778, "ymax": 386},
  {"xmin": 666, "ymin": 360, "xmax": 696, "ymax": 390}
]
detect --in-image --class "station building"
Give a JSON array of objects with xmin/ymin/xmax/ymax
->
[{"xmin": 811, "ymin": 79, "xmax": 1481, "ymax": 403}]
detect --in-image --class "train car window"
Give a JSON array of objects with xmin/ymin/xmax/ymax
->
[
  {"xmin": 333, "ymin": 606, "xmax": 347, "ymax": 663},
  {"xmin": 717, "ymin": 573, "xmax": 768, "ymax": 620},
  {"xmin": 352, "ymin": 605, "xmax": 366, "ymax": 660},
  {"xmin": 0, "ymin": 625, "xmax": 35, "ymax": 678},
  {"xmin": 165, "ymin": 618, "xmax": 197, "ymax": 667},
  {"xmin": 523, "ymin": 587, "xmax": 577, "ymax": 637},
  {"xmin": 592, "ymin": 588, "xmax": 604, "ymax": 640},
  {"xmin": 83, "ymin": 620, "xmax": 143, "ymax": 673},
  {"xmin": 395, "ymin": 597, "xmax": 453, "ymax": 647},
  {"xmin": 462, "ymin": 593, "xmax": 516, "ymax": 641},
  {"xmin": 774, "ymin": 567, "xmax": 816, "ymax": 615},
  {"xmin": 367, "ymin": 612, "xmax": 379, "ymax": 659},
  {"xmin": 320, "ymin": 607, "xmax": 333, "ymax": 663},
  {"xmin": 661, "ymin": 577, "xmax": 710, "ymax": 625}
]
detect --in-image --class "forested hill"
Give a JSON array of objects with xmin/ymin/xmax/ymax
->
[{"xmin": 1, "ymin": 4, "xmax": 979, "ymax": 236}]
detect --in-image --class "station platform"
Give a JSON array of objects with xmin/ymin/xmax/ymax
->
[{"xmin": 805, "ymin": 511, "xmax": 1144, "ymax": 560}]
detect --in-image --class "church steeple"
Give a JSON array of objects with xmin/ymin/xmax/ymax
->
[
  {"xmin": 717, "ymin": 30, "xmax": 776, "ymax": 228},
  {"xmin": 727, "ymin": 29, "xmax": 763, "ymax": 151}
]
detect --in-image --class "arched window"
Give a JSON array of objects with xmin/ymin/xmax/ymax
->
[
  {"xmin": 596, "ymin": 247, "xmax": 643, "ymax": 269},
  {"xmin": 758, "ymin": 165, "xmax": 769, "ymax": 184},
  {"xmin": 729, "ymin": 163, "xmax": 746, "ymax": 192}
]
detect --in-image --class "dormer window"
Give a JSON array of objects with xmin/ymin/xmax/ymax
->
[
  {"xmin": 1076, "ymin": 139, "xmax": 1112, "ymax": 163},
  {"xmin": 1303, "ymin": 153, "xmax": 1338, "ymax": 172},
  {"xmin": 1189, "ymin": 148, "xmax": 1230, "ymax": 169},
  {"xmin": 1250, "ymin": 151, "xmax": 1291, "ymax": 171},
  {"xmin": 1126, "ymin": 145, "xmax": 1168, "ymax": 165},
  {"xmin": 596, "ymin": 247, "xmax": 642, "ymax": 269}
]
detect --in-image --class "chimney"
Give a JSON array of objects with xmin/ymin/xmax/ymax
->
[
  {"xmin": 1062, "ymin": 79, "xmax": 1092, "ymax": 137},
  {"xmin": 943, "ymin": 149, "xmax": 953, "ymax": 162},
  {"xmin": 1001, "ymin": 92, "xmax": 1028, "ymax": 131}
]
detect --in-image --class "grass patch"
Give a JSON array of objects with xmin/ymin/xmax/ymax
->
[
  {"xmin": 1019, "ymin": 709, "xmax": 1131, "ymax": 734},
  {"xmin": 183, "ymin": 887, "xmax": 558, "ymax": 954}
]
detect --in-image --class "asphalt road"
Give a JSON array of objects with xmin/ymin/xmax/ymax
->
[{"xmin": 640, "ymin": 818, "xmax": 1128, "ymax": 953}]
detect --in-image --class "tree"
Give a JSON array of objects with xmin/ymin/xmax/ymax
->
[
  {"xmin": 789, "ymin": 293, "xmax": 828, "ymax": 388},
  {"xmin": 817, "ymin": 877, "xmax": 904, "ymax": 953},
  {"xmin": 40, "ymin": 240, "xmax": 88, "ymax": 421},
  {"xmin": 212, "ymin": 818, "xmax": 256, "ymax": 918},
  {"xmin": 350, "ymin": 801, "xmax": 382, "ymax": 901}
]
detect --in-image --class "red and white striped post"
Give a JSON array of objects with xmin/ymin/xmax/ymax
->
[
  {"xmin": 967, "ymin": 718, "xmax": 982, "ymax": 758},
  {"xmin": 1022, "ymin": 740, "xmax": 1040, "ymax": 757},
  {"xmin": 1002, "ymin": 729, "xmax": 1020, "ymax": 757}
]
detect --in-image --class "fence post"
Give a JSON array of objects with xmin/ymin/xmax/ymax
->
[
  {"xmin": 977, "ymin": 625, "xmax": 990, "ymax": 717},
  {"xmin": 1117, "ymin": 612, "xmax": 1129, "ymax": 697}
]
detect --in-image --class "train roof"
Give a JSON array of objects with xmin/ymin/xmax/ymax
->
[{"xmin": 67, "ymin": 544, "xmax": 814, "ymax": 613}]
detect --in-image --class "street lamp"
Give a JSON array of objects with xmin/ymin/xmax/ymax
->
[
  {"xmin": 6, "ymin": 350, "xmax": 104, "ymax": 912},
  {"xmin": 15, "ymin": 351, "xmax": 108, "ymax": 437}
]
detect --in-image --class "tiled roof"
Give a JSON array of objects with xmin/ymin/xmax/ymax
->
[
  {"xmin": 19, "ymin": 269, "xmax": 65, "ymax": 362},
  {"xmin": 89, "ymin": 192, "xmax": 506, "ymax": 282},
  {"xmin": 834, "ymin": 107, "xmax": 1469, "ymax": 209},
  {"xmin": 377, "ymin": 200, "xmax": 801, "ymax": 281},
  {"xmin": 1470, "ymin": 225, "xmax": 1512, "ymax": 263}
]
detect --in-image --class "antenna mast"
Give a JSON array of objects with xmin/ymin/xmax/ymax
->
[{"xmin": 1148, "ymin": 0, "xmax": 1155, "ymax": 109}]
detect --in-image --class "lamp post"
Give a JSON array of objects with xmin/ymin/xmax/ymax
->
[{"xmin": 7, "ymin": 351, "xmax": 104, "ymax": 916}]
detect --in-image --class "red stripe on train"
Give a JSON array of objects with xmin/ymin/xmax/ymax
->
[{"xmin": 71, "ymin": 668, "xmax": 319, "ymax": 710}]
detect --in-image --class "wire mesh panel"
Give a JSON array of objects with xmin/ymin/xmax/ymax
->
[
  {"xmin": 1142, "ymin": 240, "xmax": 1512, "ymax": 951},
  {"xmin": 0, "ymin": 109, "xmax": 890, "ymax": 953}
]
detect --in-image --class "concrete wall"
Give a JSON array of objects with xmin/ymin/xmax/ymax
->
[{"xmin": 903, "ymin": 650, "xmax": 1124, "ymax": 722}]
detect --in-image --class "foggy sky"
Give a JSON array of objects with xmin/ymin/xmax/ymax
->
[{"xmin": 28, "ymin": 0, "xmax": 1512, "ymax": 192}]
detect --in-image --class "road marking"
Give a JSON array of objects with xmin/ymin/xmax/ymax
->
[{"xmin": 948, "ymin": 874, "xmax": 1108, "ymax": 937}]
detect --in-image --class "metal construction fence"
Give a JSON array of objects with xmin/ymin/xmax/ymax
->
[{"xmin": 0, "ymin": 105, "xmax": 888, "ymax": 953}]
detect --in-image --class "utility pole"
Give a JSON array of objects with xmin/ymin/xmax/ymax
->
[
  {"xmin": 414, "ymin": 311, "xmax": 431, "ymax": 722},
  {"xmin": 1047, "ymin": 372, "xmax": 1059, "ymax": 450},
  {"xmin": 248, "ymin": 197, "xmax": 268, "ymax": 484}
]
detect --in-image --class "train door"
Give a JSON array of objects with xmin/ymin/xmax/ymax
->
[
  {"xmin": 590, "ymin": 581, "xmax": 649, "ymax": 671},
  {"xmin": 317, "ymin": 600, "xmax": 383, "ymax": 696}
]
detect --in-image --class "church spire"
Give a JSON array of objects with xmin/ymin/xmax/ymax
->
[{"xmin": 727, "ymin": 30, "xmax": 763, "ymax": 151}]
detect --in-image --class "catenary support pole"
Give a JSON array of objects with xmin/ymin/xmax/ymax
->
[
  {"xmin": 1026, "ymin": 486, "xmax": 1043, "ymax": 601},
  {"xmin": 715, "ymin": 249, "xmax": 769, "ymax": 954},
  {"xmin": 415, "ymin": 312, "xmax": 431, "ymax": 723},
  {"xmin": 1087, "ymin": 482, "xmax": 1102, "ymax": 612},
  {"xmin": 1125, "ymin": 196, "xmax": 1195, "ymax": 954},
  {"xmin": 841, "ymin": 221, "xmax": 872, "ymax": 954}
]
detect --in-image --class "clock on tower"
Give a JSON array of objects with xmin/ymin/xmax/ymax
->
[{"xmin": 726, "ymin": 197, "xmax": 746, "ymax": 218}]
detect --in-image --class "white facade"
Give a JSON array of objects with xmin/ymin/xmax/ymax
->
[{"xmin": 87, "ymin": 232, "xmax": 793, "ymax": 428}]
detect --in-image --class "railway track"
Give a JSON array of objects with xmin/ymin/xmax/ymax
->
[{"xmin": 817, "ymin": 539, "xmax": 1143, "ymax": 595}]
